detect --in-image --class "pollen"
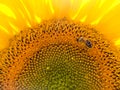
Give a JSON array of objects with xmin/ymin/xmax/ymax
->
[{"xmin": 0, "ymin": 18, "xmax": 120, "ymax": 90}]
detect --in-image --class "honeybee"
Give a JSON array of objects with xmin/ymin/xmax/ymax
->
[{"xmin": 77, "ymin": 37, "xmax": 92, "ymax": 48}]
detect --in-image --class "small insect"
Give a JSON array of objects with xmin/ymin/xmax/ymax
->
[{"xmin": 77, "ymin": 37, "xmax": 92, "ymax": 48}]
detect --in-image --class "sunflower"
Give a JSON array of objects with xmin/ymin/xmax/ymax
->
[{"xmin": 0, "ymin": 0, "xmax": 120, "ymax": 90}]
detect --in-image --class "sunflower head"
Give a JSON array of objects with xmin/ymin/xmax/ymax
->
[{"xmin": 0, "ymin": 0, "xmax": 120, "ymax": 90}]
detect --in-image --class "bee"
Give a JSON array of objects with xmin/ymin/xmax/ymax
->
[{"xmin": 77, "ymin": 37, "xmax": 92, "ymax": 48}]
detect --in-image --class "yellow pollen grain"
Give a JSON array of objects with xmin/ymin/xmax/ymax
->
[
  {"xmin": 46, "ymin": 67, "xmax": 50, "ymax": 70},
  {"xmin": 71, "ymin": 57, "xmax": 74, "ymax": 60},
  {"xmin": 0, "ymin": 3, "xmax": 16, "ymax": 19}
]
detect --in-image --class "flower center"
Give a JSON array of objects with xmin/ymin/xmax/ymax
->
[
  {"xmin": 16, "ymin": 44, "xmax": 101, "ymax": 90},
  {"xmin": 1, "ymin": 18, "xmax": 120, "ymax": 90}
]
